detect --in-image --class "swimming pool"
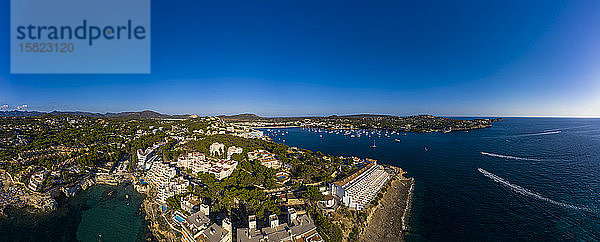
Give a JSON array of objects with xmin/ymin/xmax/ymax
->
[{"xmin": 174, "ymin": 215, "xmax": 185, "ymax": 223}]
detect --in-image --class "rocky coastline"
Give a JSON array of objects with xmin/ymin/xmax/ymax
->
[
  {"xmin": 358, "ymin": 171, "xmax": 415, "ymax": 241},
  {"xmin": 0, "ymin": 170, "xmax": 134, "ymax": 215}
]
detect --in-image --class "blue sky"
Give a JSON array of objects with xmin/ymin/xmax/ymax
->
[{"xmin": 1, "ymin": 0, "xmax": 599, "ymax": 117}]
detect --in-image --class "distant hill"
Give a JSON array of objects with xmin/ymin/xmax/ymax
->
[
  {"xmin": 104, "ymin": 110, "xmax": 173, "ymax": 119},
  {"xmin": 335, "ymin": 114, "xmax": 395, "ymax": 119},
  {"xmin": 0, "ymin": 111, "xmax": 47, "ymax": 117},
  {"xmin": 218, "ymin": 113, "xmax": 263, "ymax": 121},
  {"xmin": 218, "ymin": 113, "xmax": 423, "ymax": 121},
  {"xmin": 0, "ymin": 110, "xmax": 190, "ymax": 119},
  {"xmin": 0, "ymin": 110, "xmax": 499, "ymax": 122},
  {"xmin": 47, "ymin": 111, "xmax": 104, "ymax": 117}
]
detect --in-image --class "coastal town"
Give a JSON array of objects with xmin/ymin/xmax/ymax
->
[
  {"xmin": 219, "ymin": 114, "xmax": 502, "ymax": 133},
  {"xmin": 0, "ymin": 111, "xmax": 430, "ymax": 241}
]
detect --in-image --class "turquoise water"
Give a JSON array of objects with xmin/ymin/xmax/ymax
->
[
  {"xmin": 174, "ymin": 215, "xmax": 185, "ymax": 223},
  {"xmin": 0, "ymin": 183, "xmax": 153, "ymax": 241},
  {"xmin": 262, "ymin": 118, "xmax": 600, "ymax": 241}
]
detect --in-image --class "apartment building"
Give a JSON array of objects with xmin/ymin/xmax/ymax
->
[
  {"xmin": 211, "ymin": 159, "xmax": 238, "ymax": 180},
  {"xmin": 247, "ymin": 149, "xmax": 281, "ymax": 169},
  {"xmin": 210, "ymin": 142, "xmax": 225, "ymax": 157},
  {"xmin": 177, "ymin": 153, "xmax": 238, "ymax": 180},
  {"xmin": 156, "ymin": 176, "xmax": 189, "ymax": 203},
  {"xmin": 227, "ymin": 146, "xmax": 243, "ymax": 159},
  {"xmin": 237, "ymin": 209, "xmax": 323, "ymax": 242},
  {"xmin": 146, "ymin": 161, "xmax": 176, "ymax": 189},
  {"xmin": 28, "ymin": 170, "xmax": 46, "ymax": 192},
  {"xmin": 179, "ymin": 210, "xmax": 232, "ymax": 242},
  {"xmin": 178, "ymin": 152, "xmax": 209, "ymax": 174},
  {"xmin": 330, "ymin": 161, "xmax": 389, "ymax": 210}
]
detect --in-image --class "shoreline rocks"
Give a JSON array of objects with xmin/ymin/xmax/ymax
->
[{"xmin": 359, "ymin": 176, "xmax": 414, "ymax": 242}]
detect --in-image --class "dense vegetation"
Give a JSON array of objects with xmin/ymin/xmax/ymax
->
[
  {"xmin": 0, "ymin": 117, "xmax": 169, "ymax": 174},
  {"xmin": 312, "ymin": 209, "xmax": 344, "ymax": 242},
  {"xmin": 1, "ymin": 115, "xmax": 361, "ymax": 241}
]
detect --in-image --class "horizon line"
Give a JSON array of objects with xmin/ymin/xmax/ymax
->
[{"xmin": 2, "ymin": 109, "xmax": 600, "ymax": 119}]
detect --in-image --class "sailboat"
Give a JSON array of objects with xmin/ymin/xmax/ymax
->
[{"xmin": 370, "ymin": 140, "xmax": 377, "ymax": 148}]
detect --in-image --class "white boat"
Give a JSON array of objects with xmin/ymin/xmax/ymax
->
[
  {"xmin": 394, "ymin": 139, "xmax": 401, "ymax": 142},
  {"xmin": 370, "ymin": 140, "xmax": 377, "ymax": 148}
]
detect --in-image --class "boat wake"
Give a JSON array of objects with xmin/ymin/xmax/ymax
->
[
  {"xmin": 478, "ymin": 168, "xmax": 594, "ymax": 212},
  {"xmin": 515, "ymin": 130, "xmax": 561, "ymax": 137},
  {"xmin": 482, "ymin": 130, "xmax": 562, "ymax": 139},
  {"xmin": 481, "ymin": 152, "xmax": 542, "ymax": 161}
]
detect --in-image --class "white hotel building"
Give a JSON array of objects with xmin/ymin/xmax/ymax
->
[
  {"xmin": 178, "ymin": 152, "xmax": 210, "ymax": 174},
  {"xmin": 247, "ymin": 149, "xmax": 281, "ymax": 169},
  {"xmin": 330, "ymin": 161, "xmax": 389, "ymax": 210},
  {"xmin": 177, "ymin": 152, "xmax": 238, "ymax": 180},
  {"xmin": 227, "ymin": 146, "xmax": 243, "ymax": 159},
  {"xmin": 147, "ymin": 161, "xmax": 176, "ymax": 188},
  {"xmin": 145, "ymin": 158, "xmax": 191, "ymax": 203},
  {"xmin": 157, "ymin": 176, "xmax": 189, "ymax": 203}
]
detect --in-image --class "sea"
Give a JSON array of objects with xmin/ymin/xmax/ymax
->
[
  {"xmin": 0, "ymin": 183, "xmax": 153, "ymax": 241},
  {"xmin": 262, "ymin": 118, "xmax": 600, "ymax": 241}
]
